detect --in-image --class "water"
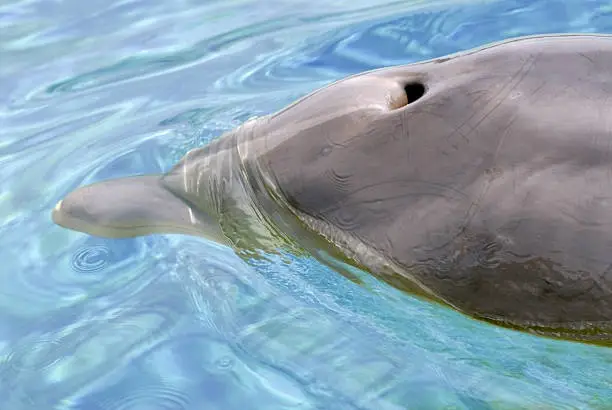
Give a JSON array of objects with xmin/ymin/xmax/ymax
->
[{"xmin": 2, "ymin": 0, "xmax": 612, "ymax": 408}]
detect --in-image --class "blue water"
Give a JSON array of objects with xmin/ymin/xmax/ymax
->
[{"xmin": 2, "ymin": 0, "xmax": 612, "ymax": 408}]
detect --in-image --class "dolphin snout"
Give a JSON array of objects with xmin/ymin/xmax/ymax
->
[{"xmin": 51, "ymin": 187, "xmax": 97, "ymax": 232}]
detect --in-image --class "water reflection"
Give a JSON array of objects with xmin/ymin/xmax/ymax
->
[{"xmin": 2, "ymin": 0, "xmax": 612, "ymax": 408}]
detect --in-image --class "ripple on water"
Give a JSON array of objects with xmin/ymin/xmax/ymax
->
[
  {"xmin": 71, "ymin": 245, "xmax": 111, "ymax": 273},
  {"xmin": 96, "ymin": 384, "xmax": 191, "ymax": 410},
  {"xmin": 0, "ymin": 234, "xmax": 155, "ymax": 319},
  {"xmin": 213, "ymin": 0, "xmax": 612, "ymax": 97},
  {"xmin": 0, "ymin": 282, "xmax": 188, "ymax": 409},
  {"xmin": 0, "ymin": 334, "xmax": 62, "ymax": 387}
]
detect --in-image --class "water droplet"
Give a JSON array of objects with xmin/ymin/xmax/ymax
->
[{"xmin": 215, "ymin": 355, "xmax": 234, "ymax": 370}]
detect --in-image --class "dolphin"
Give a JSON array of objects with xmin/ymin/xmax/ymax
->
[{"xmin": 52, "ymin": 34, "xmax": 612, "ymax": 346}]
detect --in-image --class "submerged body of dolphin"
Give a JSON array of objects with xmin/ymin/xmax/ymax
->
[{"xmin": 53, "ymin": 34, "xmax": 612, "ymax": 346}]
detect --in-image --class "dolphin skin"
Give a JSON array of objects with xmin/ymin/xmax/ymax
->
[{"xmin": 53, "ymin": 34, "xmax": 612, "ymax": 346}]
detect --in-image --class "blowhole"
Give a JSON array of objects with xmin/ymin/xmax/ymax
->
[{"xmin": 404, "ymin": 82, "xmax": 426, "ymax": 104}]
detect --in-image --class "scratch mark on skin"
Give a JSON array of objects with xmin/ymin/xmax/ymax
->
[
  {"xmin": 400, "ymin": 102, "xmax": 410, "ymax": 161},
  {"xmin": 491, "ymin": 113, "xmax": 519, "ymax": 163},
  {"xmin": 599, "ymin": 264, "xmax": 612, "ymax": 294},
  {"xmin": 460, "ymin": 114, "xmax": 519, "ymax": 234},
  {"xmin": 578, "ymin": 52, "xmax": 595, "ymax": 65},
  {"xmin": 454, "ymin": 54, "xmax": 540, "ymax": 236},
  {"xmin": 469, "ymin": 54, "xmax": 539, "ymax": 138},
  {"xmin": 416, "ymin": 106, "xmax": 472, "ymax": 143},
  {"xmin": 319, "ymin": 178, "xmax": 469, "ymax": 215},
  {"xmin": 445, "ymin": 53, "xmax": 540, "ymax": 146},
  {"xmin": 529, "ymin": 80, "xmax": 548, "ymax": 102}
]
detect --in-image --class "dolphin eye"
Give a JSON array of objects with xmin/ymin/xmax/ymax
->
[{"xmin": 404, "ymin": 82, "xmax": 426, "ymax": 104}]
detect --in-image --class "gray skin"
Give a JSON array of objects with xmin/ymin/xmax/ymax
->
[{"xmin": 53, "ymin": 34, "xmax": 612, "ymax": 346}]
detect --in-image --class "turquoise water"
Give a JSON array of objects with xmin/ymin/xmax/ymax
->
[{"xmin": 2, "ymin": 0, "xmax": 612, "ymax": 408}]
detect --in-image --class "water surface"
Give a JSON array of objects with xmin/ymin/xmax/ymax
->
[{"xmin": 2, "ymin": 0, "xmax": 612, "ymax": 408}]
